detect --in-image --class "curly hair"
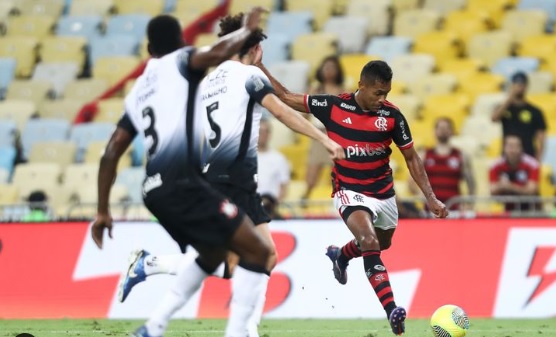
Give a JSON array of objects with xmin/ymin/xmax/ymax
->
[
  {"xmin": 315, "ymin": 55, "xmax": 344, "ymax": 85},
  {"xmin": 218, "ymin": 13, "xmax": 267, "ymax": 58}
]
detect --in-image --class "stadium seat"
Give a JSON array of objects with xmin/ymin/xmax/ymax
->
[
  {"xmin": 113, "ymin": 0, "xmax": 163, "ymax": 16},
  {"xmin": 93, "ymin": 56, "xmax": 140, "ymax": 86},
  {"xmin": 528, "ymin": 93, "xmax": 556, "ymax": 116},
  {"xmin": 28, "ymin": 141, "xmax": 77, "ymax": 167},
  {"xmin": 406, "ymin": 73, "xmax": 458, "ymax": 100},
  {"xmin": 544, "ymin": 136, "xmax": 556, "ymax": 174},
  {"xmin": 470, "ymin": 93, "xmax": 507, "ymax": 117},
  {"xmin": 443, "ymin": 10, "xmax": 493, "ymax": 46},
  {"xmin": 69, "ymin": 122, "xmax": 115, "ymax": 162},
  {"xmin": 517, "ymin": 35, "xmax": 556, "ymax": 66},
  {"xmin": 62, "ymin": 163, "xmax": 98, "ymax": 189},
  {"xmin": 491, "ymin": 57, "xmax": 540, "ymax": 82},
  {"xmin": 6, "ymin": 80, "xmax": 52, "ymax": 106},
  {"xmin": 467, "ymin": 0, "xmax": 515, "ymax": 27},
  {"xmin": 94, "ymin": 98, "xmax": 124, "ymax": 123},
  {"xmin": 267, "ymin": 61, "xmax": 311, "ymax": 94},
  {"xmin": 0, "ymin": 146, "xmax": 16, "ymax": 177},
  {"xmin": 412, "ymin": 31, "xmax": 463, "ymax": 65},
  {"xmin": 40, "ymin": 99, "xmax": 83, "ymax": 121},
  {"xmin": 56, "ymin": 15, "xmax": 103, "ymax": 40},
  {"xmin": 422, "ymin": 0, "xmax": 466, "ymax": 15},
  {"xmin": 386, "ymin": 94, "xmax": 421, "ymax": 121},
  {"xmin": 539, "ymin": 165, "xmax": 555, "ymax": 207},
  {"xmin": 115, "ymin": 167, "xmax": 144, "ymax": 203},
  {"xmin": 0, "ymin": 184, "xmax": 19, "ymax": 204},
  {"xmin": 193, "ymin": 33, "xmax": 218, "ymax": 48},
  {"xmin": 279, "ymin": 144, "xmax": 308, "ymax": 181},
  {"xmin": 260, "ymin": 34, "xmax": 290, "ymax": 67},
  {"xmin": 230, "ymin": 0, "xmax": 275, "ymax": 15},
  {"xmin": 391, "ymin": 0, "xmax": 420, "ymax": 13},
  {"xmin": 468, "ymin": 31, "xmax": 514, "ymax": 67},
  {"xmin": 39, "ymin": 36, "xmax": 87, "ymax": 71},
  {"xmin": 393, "ymin": 9, "xmax": 441, "ymax": 38},
  {"xmin": 0, "ymin": 100, "xmax": 36, "ymax": 131},
  {"xmin": 84, "ymin": 140, "xmax": 132, "ymax": 169},
  {"xmin": 291, "ymin": 33, "xmax": 338, "ymax": 74},
  {"xmin": 518, "ymin": 0, "xmax": 556, "ymax": 31},
  {"xmin": 438, "ymin": 58, "xmax": 486, "ymax": 83},
  {"xmin": 14, "ymin": 0, "xmax": 64, "ymax": 17},
  {"xmin": 0, "ymin": 36, "xmax": 38, "ymax": 77},
  {"xmin": 420, "ymin": 93, "xmax": 470, "ymax": 133},
  {"xmin": 266, "ymin": 11, "xmax": 313, "ymax": 43},
  {"xmin": 21, "ymin": 118, "xmax": 71, "ymax": 159},
  {"xmin": 346, "ymin": 0, "xmax": 392, "ymax": 36},
  {"xmin": 285, "ymin": 0, "xmax": 334, "ymax": 30},
  {"xmin": 268, "ymin": 116, "xmax": 296, "ymax": 150},
  {"xmin": 365, "ymin": 36, "xmax": 412, "ymax": 62},
  {"xmin": 63, "ymin": 78, "xmax": 108, "ymax": 101},
  {"xmin": 323, "ymin": 16, "xmax": 368, "ymax": 53},
  {"xmin": 6, "ymin": 15, "xmax": 55, "ymax": 39},
  {"xmin": 458, "ymin": 72, "xmax": 505, "ymax": 100},
  {"xmin": 450, "ymin": 135, "xmax": 482, "ymax": 156},
  {"xmin": 461, "ymin": 115, "xmax": 501, "ymax": 147},
  {"xmin": 131, "ymin": 133, "xmax": 144, "ymax": 166},
  {"xmin": 31, "ymin": 62, "xmax": 80, "ymax": 98},
  {"xmin": 0, "ymin": 58, "xmax": 16, "ymax": 97},
  {"xmin": 105, "ymin": 14, "xmax": 150, "ymax": 42},
  {"xmin": 526, "ymin": 71, "xmax": 554, "ymax": 94},
  {"xmin": 390, "ymin": 54, "xmax": 435, "ymax": 84},
  {"xmin": 69, "ymin": 0, "xmax": 114, "ymax": 16},
  {"xmin": 0, "ymin": 119, "xmax": 17, "ymax": 148},
  {"xmin": 0, "ymin": 1, "xmax": 15, "ymax": 20},
  {"xmin": 501, "ymin": 10, "xmax": 548, "ymax": 42},
  {"xmin": 89, "ymin": 35, "xmax": 139, "ymax": 65},
  {"xmin": 173, "ymin": 0, "xmax": 219, "ymax": 14},
  {"xmin": 12, "ymin": 163, "xmax": 62, "ymax": 199},
  {"xmin": 340, "ymin": 54, "xmax": 379, "ymax": 91}
]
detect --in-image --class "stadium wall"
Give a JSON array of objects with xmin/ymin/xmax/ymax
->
[{"xmin": 1, "ymin": 219, "xmax": 555, "ymax": 319}]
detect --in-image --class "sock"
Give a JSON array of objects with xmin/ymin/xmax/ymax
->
[
  {"xmin": 247, "ymin": 274, "xmax": 270, "ymax": 337},
  {"xmin": 362, "ymin": 250, "xmax": 397, "ymax": 319},
  {"xmin": 225, "ymin": 264, "xmax": 269, "ymax": 337},
  {"xmin": 338, "ymin": 239, "xmax": 362, "ymax": 267},
  {"xmin": 145, "ymin": 256, "xmax": 208, "ymax": 336},
  {"xmin": 144, "ymin": 254, "xmax": 183, "ymax": 276}
]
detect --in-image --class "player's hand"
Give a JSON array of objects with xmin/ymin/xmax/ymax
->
[
  {"xmin": 253, "ymin": 44, "xmax": 263, "ymax": 64},
  {"xmin": 426, "ymin": 197, "xmax": 449, "ymax": 218},
  {"xmin": 243, "ymin": 6, "xmax": 267, "ymax": 32},
  {"xmin": 325, "ymin": 140, "xmax": 345, "ymax": 161},
  {"xmin": 91, "ymin": 212, "xmax": 113, "ymax": 249}
]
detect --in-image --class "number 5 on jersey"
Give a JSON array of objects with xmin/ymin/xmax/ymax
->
[{"xmin": 206, "ymin": 101, "xmax": 221, "ymax": 148}]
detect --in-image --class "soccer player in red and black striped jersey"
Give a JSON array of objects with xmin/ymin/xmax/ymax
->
[{"xmin": 258, "ymin": 60, "xmax": 449, "ymax": 335}]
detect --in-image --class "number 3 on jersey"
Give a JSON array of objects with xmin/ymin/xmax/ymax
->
[
  {"xmin": 142, "ymin": 107, "xmax": 158, "ymax": 158},
  {"xmin": 206, "ymin": 101, "xmax": 221, "ymax": 148}
]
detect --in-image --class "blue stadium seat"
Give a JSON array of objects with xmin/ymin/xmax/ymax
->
[
  {"xmin": 21, "ymin": 119, "xmax": 71, "ymax": 160},
  {"xmin": 518, "ymin": 0, "xmax": 556, "ymax": 31},
  {"xmin": 69, "ymin": 122, "xmax": 115, "ymax": 162},
  {"xmin": 491, "ymin": 57, "xmax": 540, "ymax": 82},
  {"xmin": 131, "ymin": 133, "xmax": 144, "ymax": 167},
  {"xmin": 115, "ymin": 166, "xmax": 145, "ymax": 203},
  {"xmin": 266, "ymin": 11, "xmax": 314, "ymax": 43},
  {"xmin": 0, "ymin": 146, "xmax": 16, "ymax": 179},
  {"xmin": 260, "ymin": 34, "xmax": 290, "ymax": 67},
  {"xmin": 89, "ymin": 35, "xmax": 139, "ymax": 66},
  {"xmin": 0, "ymin": 120, "xmax": 17, "ymax": 148},
  {"xmin": 0, "ymin": 58, "xmax": 16, "ymax": 98},
  {"xmin": 365, "ymin": 36, "xmax": 413, "ymax": 62},
  {"xmin": 106, "ymin": 14, "xmax": 151, "ymax": 43},
  {"xmin": 164, "ymin": 0, "xmax": 177, "ymax": 12},
  {"xmin": 544, "ymin": 136, "xmax": 556, "ymax": 178},
  {"xmin": 56, "ymin": 15, "xmax": 103, "ymax": 40}
]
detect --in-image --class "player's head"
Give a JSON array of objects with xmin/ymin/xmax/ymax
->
[
  {"xmin": 357, "ymin": 60, "xmax": 392, "ymax": 112},
  {"xmin": 434, "ymin": 117, "xmax": 455, "ymax": 144},
  {"xmin": 218, "ymin": 13, "xmax": 267, "ymax": 64},
  {"xmin": 316, "ymin": 55, "xmax": 344, "ymax": 86},
  {"xmin": 503, "ymin": 134, "xmax": 523, "ymax": 164},
  {"xmin": 258, "ymin": 118, "xmax": 271, "ymax": 150},
  {"xmin": 147, "ymin": 15, "xmax": 184, "ymax": 58},
  {"xmin": 510, "ymin": 71, "xmax": 528, "ymax": 99}
]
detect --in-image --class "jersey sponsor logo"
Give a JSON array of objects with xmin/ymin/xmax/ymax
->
[
  {"xmin": 346, "ymin": 144, "xmax": 387, "ymax": 158},
  {"xmin": 340, "ymin": 102, "xmax": 356, "ymax": 111},
  {"xmin": 342, "ymin": 117, "xmax": 353, "ymax": 124},
  {"xmin": 377, "ymin": 109, "xmax": 390, "ymax": 116},
  {"xmin": 311, "ymin": 98, "xmax": 327, "ymax": 107},
  {"xmin": 220, "ymin": 199, "xmax": 239, "ymax": 219},
  {"xmin": 399, "ymin": 120, "xmax": 409, "ymax": 140},
  {"xmin": 252, "ymin": 76, "xmax": 265, "ymax": 92},
  {"xmin": 375, "ymin": 117, "xmax": 388, "ymax": 131},
  {"xmin": 142, "ymin": 173, "xmax": 162, "ymax": 196}
]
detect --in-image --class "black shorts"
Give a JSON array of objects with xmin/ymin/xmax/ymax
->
[
  {"xmin": 143, "ymin": 174, "xmax": 244, "ymax": 251},
  {"xmin": 212, "ymin": 183, "xmax": 271, "ymax": 226}
]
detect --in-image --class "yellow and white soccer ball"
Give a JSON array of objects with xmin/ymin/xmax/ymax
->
[{"xmin": 430, "ymin": 304, "xmax": 470, "ymax": 337}]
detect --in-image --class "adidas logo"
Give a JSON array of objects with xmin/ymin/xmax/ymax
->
[{"xmin": 342, "ymin": 117, "xmax": 352, "ymax": 124}]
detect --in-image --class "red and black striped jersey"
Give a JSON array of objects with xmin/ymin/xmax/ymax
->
[
  {"xmin": 423, "ymin": 148, "xmax": 463, "ymax": 203},
  {"xmin": 303, "ymin": 93, "xmax": 413, "ymax": 199}
]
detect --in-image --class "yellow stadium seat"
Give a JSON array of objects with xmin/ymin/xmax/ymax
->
[
  {"xmin": 458, "ymin": 72, "xmax": 505, "ymax": 100},
  {"xmin": 339, "ymin": 54, "xmax": 379, "ymax": 91},
  {"xmin": 6, "ymin": 15, "xmax": 55, "ymax": 38},
  {"xmin": 391, "ymin": 0, "xmax": 419, "ymax": 13},
  {"xmin": 12, "ymin": 163, "xmax": 62, "ymax": 199},
  {"xmin": 194, "ymin": 33, "xmax": 218, "ymax": 48},
  {"xmin": 517, "ymin": 34, "xmax": 556, "ymax": 66},
  {"xmin": 84, "ymin": 141, "xmax": 132, "ymax": 170},
  {"xmin": 279, "ymin": 144, "xmax": 308, "ymax": 181},
  {"xmin": 0, "ymin": 100, "xmax": 36, "ymax": 131},
  {"xmin": 486, "ymin": 137, "xmax": 502, "ymax": 158},
  {"xmin": 443, "ymin": 10, "xmax": 493, "ymax": 47},
  {"xmin": 332, "ymin": 0, "xmax": 350, "ymax": 15},
  {"xmin": 64, "ymin": 79, "xmax": 108, "ymax": 101},
  {"xmin": 547, "ymin": 118, "xmax": 556, "ymax": 135},
  {"xmin": 62, "ymin": 163, "xmax": 98, "ymax": 188},
  {"xmin": 291, "ymin": 33, "xmax": 338, "ymax": 75},
  {"xmin": 171, "ymin": 11, "xmax": 204, "ymax": 30},
  {"xmin": 14, "ymin": 0, "xmax": 64, "ymax": 17},
  {"xmin": 346, "ymin": 0, "xmax": 392, "ymax": 35},
  {"xmin": 406, "ymin": 73, "xmax": 458, "ymax": 100},
  {"xmin": 0, "ymin": 36, "xmax": 38, "ymax": 77},
  {"xmin": 69, "ymin": 0, "xmax": 114, "ymax": 16},
  {"xmin": 285, "ymin": 0, "xmax": 334, "ymax": 30},
  {"xmin": 387, "ymin": 94, "xmax": 421, "ymax": 121},
  {"xmin": 407, "ymin": 118, "xmax": 435, "ymax": 148},
  {"xmin": 95, "ymin": 98, "xmax": 124, "ymax": 123},
  {"xmin": 6, "ymin": 80, "xmax": 52, "ymax": 106},
  {"xmin": 390, "ymin": 54, "xmax": 436, "ymax": 84},
  {"xmin": 0, "ymin": 184, "xmax": 19, "ymax": 205},
  {"xmin": 470, "ymin": 93, "xmax": 507, "ymax": 117},
  {"xmin": 393, "ymin": 9, "xmax": 441, "ymax": 38},
  {"xmin": 28, "ymin": 141, "xmax": 77, "ymax": 167},
  {"xmin": 124, "ymin": 79, "xmax": 136, "ymax": 95},
  {"xmin": 231, "ymin": 0, "xmax": 275, "ymax": 16},
  {"xmin": 93, "ymin": 56, "xmax": 140, "ymax": 86},
  {"xmin": 40, "ymin": 99, "xmax": 84, "ymax": 121},
  {"xmin": 501, "ymin": 10, "xmax": 548, "ymax": 43},
  {"xmin": 40, "ymin": 36, "xmax": 87, "ymax": 69},
  {"xmin": 0, "ymin": 1, "xmax": 16, "ymax": 19},
  {"xmin": 540, "ymin": 164, "xmax": 555, "ymax": 199},
  {"xmin": 284, "ymin": 179, "xmax": 307, "ymax": 202},
  {"xmin": 461, "ymin": 115, "xmax": 501, "ymax": 148},
  {"xmin": 174, "ymin": 0, "xmax": 219, "ymax": 14},
  {"xmin": 420, "ymin": 93, "xmax": 471, "ymax": 133},
  {"xmin": 438, "ymin": 58, "xmax": 486, "ymax": 82},
  {"xmin": 113, "ymin": 0, "xmax": 163, "ymax": 16},
  {"xmin": 467, "ymin": 0, "xmax": 514, "ymax": 27},
  {"xmin": 412, "ymin": 31, "xmax": 463, "ymax": 65},
  {"xmin": 527, "ymin": 72, "xmax": 554, "ymax": 94},
  {"xmin": 468, "ymin": 31, "xmax": 514, "ymax": 67},
  {"xmin": 390, "ymin": 81, "xmax": 406, "ymax": 95},
  {"xmin": 422, "ymin": 0, "xmax": 466, "ymax": 15},
  {"xmin": 528, "ymin": 93, "xmax": 556, "ymax": 115}
]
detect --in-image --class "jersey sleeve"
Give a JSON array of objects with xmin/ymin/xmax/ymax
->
[
  {"xmin": 392, "ymin": 111, "xmax": 414, "ymax": 149},
  {"xmin": 529, "ymin": 162, "xmax": 540, "ymax": 182},
  {"xmin": 245, "ymin": 67, "xmax": 275, "ymax": 104},
  {"xmin": 176, "ymin": 46, "xmax": 206, "ymax": 81},
  {"xmin": 489, "ymin": 163, "xmax": 500, "ymax": 183},
  {"xmin": 303, "ymin": 94, "xmax": 333, "ymax": 126},
  {"xmin": 119, "ymin": 91, "xmax": 141, "ymax": 138},
  {"xmin": 117, "ymin": 113, "xmax": 138, "ymax": 138},
  {"xmin": 532, "ymin": 106, "xmax": 547, "ymax": 131}
]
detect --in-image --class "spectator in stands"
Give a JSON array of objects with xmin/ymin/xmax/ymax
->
[
  {"xmin": 257, "ymin": 118, "xmax": 290, "ymax": 214},
  {"xmin": 303, "ymin": 55, "xmax": 346, "ymax": 199},
  {"xmin": 408, "ymin": 117, "xmax": 475, "ymax": 210},
  {"xmin": 23, "ymin": 190, "xmax": 50, "ymax": 222},
  {"xmin": 492, "ymin": 71, "xmax": 547, "ymax": 161},
  {"xmin": 490, "ymin": 134, "xmax": 540, "ymax": 212}
]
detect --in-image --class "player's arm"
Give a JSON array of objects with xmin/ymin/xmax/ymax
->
[
  {"xmin": 462, "ymin": 152, "xmax": 476, "ymax": 196},
  {"xmin": 189, "ymin": 7, "xmax": 266, "ymax": 71},
  {"xmin": 407, "ymin": 148, "xmax": 425, "ymax": 196},
  {"xmin": 255, "ymin": 62, "xmax": 307, "ymax": 112}
]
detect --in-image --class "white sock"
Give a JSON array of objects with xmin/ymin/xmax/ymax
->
[
  {"xmin": 144, "ymin": 254, "xmax": 183, "ymax": 276},
  {"xmin": 145, "ymin": 256, "xmax": 208, "ymax": 336},
  {"xmin": 225, "ymin": 266, "xmax": 268, "ymax": 337},
  {"xmin": 247, "ymin": 274, "xmax": 269, "ymax": 337}
]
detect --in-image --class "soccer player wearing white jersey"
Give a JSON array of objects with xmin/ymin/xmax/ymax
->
[
  {"xmin": 115, "ymin": 13, "xmax": 346, "ymax": 337},
  {"xmin": 89, "ymin": 10, "xmax": 282, "ymax": 337}
]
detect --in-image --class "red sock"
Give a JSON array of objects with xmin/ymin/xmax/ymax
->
[
  {"xmin": 362, "ymin": 250, "xmax": 397, "ymax": 318},
  {"xmin": 338, "ymin": 239, "xmax": 361, "ymax": 266}
]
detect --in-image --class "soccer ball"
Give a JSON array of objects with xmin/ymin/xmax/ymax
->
[{"xmin": 430, "ymin": 304, "xmax": 470, "ymax": 337}]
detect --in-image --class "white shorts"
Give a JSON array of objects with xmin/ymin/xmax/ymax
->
[{"xmin": 333, "ymin": 190, "xmax": 399, "ymax": 230}]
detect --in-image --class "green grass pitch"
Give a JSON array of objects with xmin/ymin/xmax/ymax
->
[{"xmin": 1, "ymin": 319, "xmax": 555, "ymax": 337}]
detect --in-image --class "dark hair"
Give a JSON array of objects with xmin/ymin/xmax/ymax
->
[
  {"xmin": 218, "ymin": 13, "xmax": 267, "ymax": 57},
  {"xmin": 360, "ymin": 60, "xmax": 393, "ymax": 84},
  {"xmin": 147, "ymin": 15, "xmax": 184, "ymax": 56},
  {"xmin": 435, "ymin": 117, "xmax": 454, "ymax": 130},
  {"xmin": 511, "ymin": 71, "xmax": 528, "ymax": 84},
  {"xmin": 315, "ymin": 55, "xmax": 344, "ymax": 85}
]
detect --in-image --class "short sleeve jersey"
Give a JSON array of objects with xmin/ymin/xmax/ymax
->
[
  {"xmin": 501, "ymin": 103, "xmax": 546, "ymax": 157},
  {"xmin": 303, "ymin": 93, "xmax": 413, "ymax": 199},
  {"xmin": 489, "ymin": 154, "xmax": 540, "ymax": 189},
  {"xmin": 197, "ymin": 60, "xmax": 274, "ymax": 191}
]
